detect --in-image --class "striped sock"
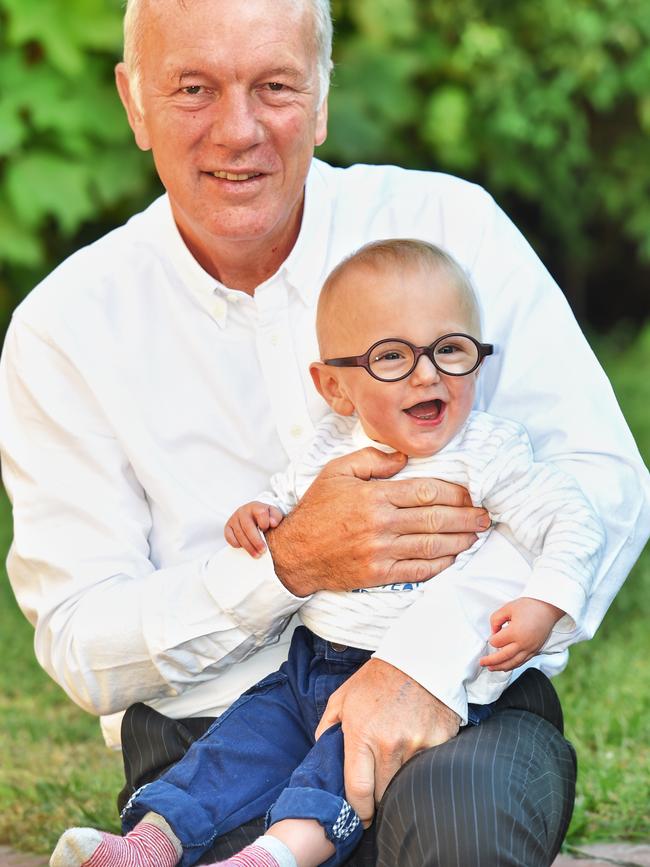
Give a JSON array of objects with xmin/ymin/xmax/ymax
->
[
  {"xmin": 50, "ymin": 815, "xmax": 181, "ymax": 867},
  {"xmin": 209, "ymin": 835, "xmax": 295, "ymax": 867}
]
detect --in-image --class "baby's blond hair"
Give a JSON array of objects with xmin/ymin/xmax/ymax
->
[{"xmin": 316, "ymin": 239, "xmax": 481, "ymax": 354}]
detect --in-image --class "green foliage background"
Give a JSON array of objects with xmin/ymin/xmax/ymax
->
[
  {"xmin": 0, "ymin": 0, "xmax": 649, "ymax": 851},
  {"xmin": 1, "ymin": 0, "xmax": 650, "ymax": 333}
]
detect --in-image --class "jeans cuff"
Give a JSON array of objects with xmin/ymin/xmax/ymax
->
[
  {"xmin": 267, "ymin": 786, "xmax": 362, "ymax": 867},
  {"xmin": 121, "ymin": 779, "xmax": 216, "ymax": 866}
]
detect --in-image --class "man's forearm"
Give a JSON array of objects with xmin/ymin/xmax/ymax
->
[
  {"xmin": 372, "ymin": 529, "xmax": 539, "ymax": 721},
  {"xmin": 24, "ymin": 547, "xmax": 302, "ymax": 716}
]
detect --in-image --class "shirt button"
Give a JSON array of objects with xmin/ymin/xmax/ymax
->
[
  {"xmin": 270, "ymin": 333, "xmax": 280, "ymax": 347},
  {"xmin": 211, "ymin": 298, "xmax": 227, "ymax": 319},
  {"xmin": 290, "ymin": 425, "xmax": 304, "ymax": 439}
]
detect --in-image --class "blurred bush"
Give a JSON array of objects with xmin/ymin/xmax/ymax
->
[
  {"xmin": 0, "ymin": 0, "xmax": 159, "ymax": 332},
  {"xmin": 1, "ymin": 0, "xmax": 649, "ymax": 334}
]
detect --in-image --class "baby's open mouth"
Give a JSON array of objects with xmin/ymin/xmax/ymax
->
[{"xmin": 404, "ymin": 399, "xmax": 443, "ymax": 420}]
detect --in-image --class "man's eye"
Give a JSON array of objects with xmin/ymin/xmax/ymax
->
[
  {"xmin": 267, "ymin": 82, "xmax": 286, "ymax": 92},
  {"xmin": 182, "ymin": 85, "xmax": 203, "ymax": 95}
]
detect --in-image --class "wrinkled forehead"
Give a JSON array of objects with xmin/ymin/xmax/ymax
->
[{"xmin": 133, "ymin": 0, "xmax": 317, "ymax": 34}]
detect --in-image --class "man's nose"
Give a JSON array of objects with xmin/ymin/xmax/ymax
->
[
  {"xmin": 209, "ymin": 90, "xmax": 264, "ymax": 151},
  {"xmin": 409, "ymin": 353, "xmax": 441, "ymax": 385}
]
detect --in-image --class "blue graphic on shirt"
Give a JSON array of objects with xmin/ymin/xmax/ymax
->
[{"xmin": 351, "ymin": 582, "xmax": 423, "ymax": 594}]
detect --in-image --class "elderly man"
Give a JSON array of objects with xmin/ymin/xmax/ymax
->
[{"xmin": 1, "ymin": 0, "xmax": 648, "ymax": 865}]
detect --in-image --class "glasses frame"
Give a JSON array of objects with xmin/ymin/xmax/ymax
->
[{"xmin": 324, "ymin": 333, "xmax": 494, "ymax": 382}]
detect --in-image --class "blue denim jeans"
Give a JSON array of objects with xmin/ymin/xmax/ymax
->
[{"xmin": 121, "ymin": 627, "xmax": 494, "ymax": 867}]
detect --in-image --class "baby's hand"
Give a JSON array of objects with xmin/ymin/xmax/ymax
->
[
  {"xmin": 479, "ymin": 597, "xmax": 565, "ymax": 672},
  {"xmin": 224, "ymin": 501, "xmax": 284, "ymax": 558}
]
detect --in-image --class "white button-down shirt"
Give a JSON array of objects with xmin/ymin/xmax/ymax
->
[{"xmin": 1, "ymin": 159, "xmax": 648, "ymax": 747}]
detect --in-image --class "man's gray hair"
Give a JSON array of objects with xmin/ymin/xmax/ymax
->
[{"xmin": 123, "ymin": 0, "xmax": 333, "ymax": 112}]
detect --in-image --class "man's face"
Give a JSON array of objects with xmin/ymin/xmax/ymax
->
[
  {"xmin": 117, "ymin": 0, "xmax": 327, "ymax": 268},
  {"xmin": 315, "ymin": 262, "xmax": 481, "ymax": 458}
]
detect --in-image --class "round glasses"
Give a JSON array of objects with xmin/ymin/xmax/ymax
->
[{"xmin": 324, "ymin": 333, "xmax": 494, "ymax": 382}]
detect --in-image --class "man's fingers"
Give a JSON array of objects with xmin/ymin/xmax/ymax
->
[
  {"xmin": 315, "ymin": 702, "xmax": 341, "ymax": 740},
  {"xmin": 380, "ymin": 476, "xmax": 474, "ymax": 509},
  {"xmin": 387, "ymin": 556, "xmax": 456, "ymax": 584},
  {"xmin": 391, "ymin": 531, "xmax": 479, "ymax": 562},
  {"xmin": 321, "ymin": 447, "xmax": 408, "ymax": 481},
  {"xmin": 343, "ymin": 740, "xmax": 376, "ymax": 828},
  {"xmin": 373, "ymin": 747, "xmax": 406, "ymax": 805},
  {"xmin": 393, "ymin": 504, "xmax": 489, "ymax": 535}
]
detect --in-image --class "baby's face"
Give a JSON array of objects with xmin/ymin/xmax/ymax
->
[{"xmin": 321, "ymin": 261, "xmax": 480, "ymax": 457}]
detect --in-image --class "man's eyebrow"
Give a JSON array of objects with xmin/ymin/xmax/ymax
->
[
  {"xmin": 260, "ymin": 66, "xmax": 303, "ymax": 80},
  {"xmin": 177, "ymin": 69, "xmax": 207, "ymax": 83},
  {"xmin": 173, "ymin": 66, "xmax": 304, "ymax": 87}
]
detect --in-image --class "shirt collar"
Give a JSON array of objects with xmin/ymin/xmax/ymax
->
[
  {"xmin": 351, "ymin": 418, "xmax": 398, "ymax": 453},
  {"xmin": 280, "ymin": 158, "xmax": 333, "ymax": 307},
  {"xmin": 350, "ymin": 414, "xmax": 473, "ymax": 460},
  {"xmin": 154, "ymin": 195, "xmax": 223, "ymax": 301},
  {"xmin": 149, "ymin": 158, "xmax": 332, "ymax": 321}
]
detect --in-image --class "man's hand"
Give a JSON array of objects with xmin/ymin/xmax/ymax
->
[
  {"xmin": 315, "ymin": 658, "xmax": 460, "ymax": 827},
  {"xmin": 266, "ymin": 447, "xmax": 489, "ymax": 597},
  {"xmin": 479, "ymin": 597, "xmax": 565, "ymax": 671}
]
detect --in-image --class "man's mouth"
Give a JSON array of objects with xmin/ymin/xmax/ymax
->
[
  {"xmin": 404, "ymin": 399, "xmax": 444, "ymax": 420},
  {"xmin": 212, "ymin": 171, "xmax": 262, "ymax": 181}
]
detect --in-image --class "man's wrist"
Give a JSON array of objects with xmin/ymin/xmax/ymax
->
[{"xmin": 265, "ymin": 515, "xmax": 318, "ymax": 597}]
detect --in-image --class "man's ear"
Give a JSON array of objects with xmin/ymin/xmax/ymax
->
[
  {"xmin": 310, "ymin": 362, "xmax": 355, "ymax": 416},
  {"xmin": 115, "ymin": 62, "xmax": 152, "ymax": 152},
  {"xmin": 314, "ymin": 96, "xmax": 328, "ymax": 147}
]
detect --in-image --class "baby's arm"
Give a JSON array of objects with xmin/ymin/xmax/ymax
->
[
  {"xmin": 225, "ymin": 501, "xmax": 285, "ymax": 558},
  {"xmin": 479, "ymin": 424, "xmax": 606, "ymax": 633},
  {"xmin": 479, "ymin": 597, "xmax": 564, "ymax": 671},
  {"xmin": 472, "ymin": 421, "xmax": 605, "ymax": 673}
]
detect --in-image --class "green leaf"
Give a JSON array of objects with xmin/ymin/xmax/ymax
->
[
  {"xmin": 352, "ymin": 0, "xmax": 418, "ymax": 43},
  {"xmin": 0, "ymin": 103, "xmax": 25, "ymax": 155},
  {"xmin": 3, "ymin": 0, "xmax": 123, "ymax": 74},
  {"xmin": 5, "ymin": 152, "xmax": 94, "ymax": 235},
  {"xmin": 423, "ymin": 85, "xmax": 476, "ymax": 169},
  {"xmin": 0, "ymin": 204, "xmax": 43, "ymax": 268},
  {"xmin": 4, "ymin": 0, "xmax": 86, "ymax": 76},
  {"xmin": 91, "ymin": 147, "xmax": 153, "ymax": 207}
]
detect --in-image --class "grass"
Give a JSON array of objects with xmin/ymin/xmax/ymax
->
[
  {"xmin": 552, "ymin": 325, "xmax": 650, "ymax": 843},
  {"xmin": 0, "ymin": 327, "xmax": 648, "ymax": 854}
]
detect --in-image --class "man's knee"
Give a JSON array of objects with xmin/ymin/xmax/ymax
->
[{"xmin": 374, "ymin": 710, "xmax": 576, "ymax": 867}]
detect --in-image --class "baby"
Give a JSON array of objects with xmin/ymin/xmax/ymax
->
[{"xmin": 52, "ymin": 240, "xmax": 604, "ymax": 867}]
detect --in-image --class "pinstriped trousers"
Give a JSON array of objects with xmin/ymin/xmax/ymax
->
[{"xmin": 119, "ymin": 668, "xmax": 576, "ymax": 866}]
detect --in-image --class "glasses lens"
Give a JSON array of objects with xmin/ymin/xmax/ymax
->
[
  {"xmin": 369, "ymin": 340, "xmax": 415, "ymax": 381},
  {"xmin": 433, "ymin": 335, "xmax": 479, "ymax": 374}
]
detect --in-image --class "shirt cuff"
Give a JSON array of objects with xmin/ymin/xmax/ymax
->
[
  {"xmin": 202, "ymin": 545, "xmax": 306, "ymax": 639},
  {"xmin": 372, "ymin": 578, "xmax": 491, "ymax": 726},
  {"xmin": 521, "ymin": 567, "xmax": 588, "ymax": 631}
]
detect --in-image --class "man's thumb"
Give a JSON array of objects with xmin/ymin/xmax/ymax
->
[
  {"xmin": 315, "ymin": 700, "xmax": 342, "ymax": 740},
  {"xmin": 323, "ymin": 447, "xmax": 408, "ymax": 482}
]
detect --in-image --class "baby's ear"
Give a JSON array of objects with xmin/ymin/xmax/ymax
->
[{"xmin": 309, "ymin": 362, "xmax": 355, "ymax": 416}]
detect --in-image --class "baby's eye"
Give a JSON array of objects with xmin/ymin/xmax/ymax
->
[{"xmin": 374, "ymin": 351, "xmax": 405, "ymax": 362}]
